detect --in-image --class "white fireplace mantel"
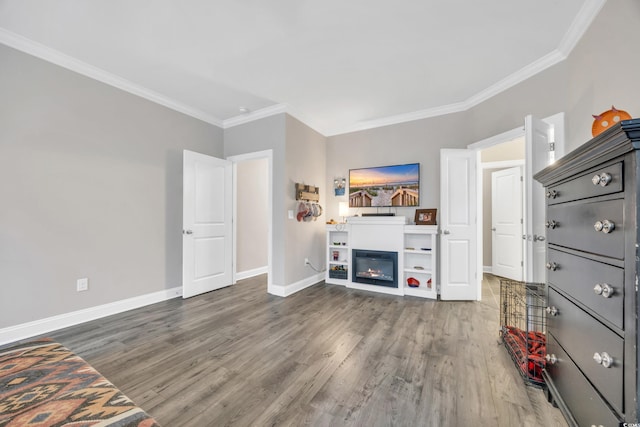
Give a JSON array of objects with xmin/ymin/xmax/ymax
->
[{"xmin": 326, "ymin": 216, "xmax": 438, "ymax": 299}]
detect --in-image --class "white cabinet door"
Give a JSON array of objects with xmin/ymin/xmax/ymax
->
[
  {"xmin": 440, "ymin": 149, "xmax": 478, "ymax": 300},
  {"xmin": 183, "ymin": 150, "xmax": 233, "ymax": 298}
]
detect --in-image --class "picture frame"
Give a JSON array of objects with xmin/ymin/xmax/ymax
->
[{"xmin": 415, "ymin": 208, "xmax": 437, "ymax": 225}]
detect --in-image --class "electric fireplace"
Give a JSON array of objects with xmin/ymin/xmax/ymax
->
[{"xmin": 352, "ymin": 249, "xmax": 398, "ymax": 288}]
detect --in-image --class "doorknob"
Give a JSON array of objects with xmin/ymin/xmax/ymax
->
[
  {"xmin": 183, "ymin": 229, "xmax": 193, "ymax": 235},
  {"xmin": 491, "ymin": 227, "xmax": 496, "ymax": 231},
  {"xmin": 534, "ymin": 234, "xmax": 545, "ymax": 242},
  {"xmin": 443, "ymin": 230, "xmax": 450, "ymax": 235}
]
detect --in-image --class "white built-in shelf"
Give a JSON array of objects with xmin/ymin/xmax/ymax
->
[
  {"xmin": 325, "ymin": 220, "xmax": 438, "ymax": 299},
  {"xmin": 403, "ymin": 225, "xmax": 438, "ymax": 299}
]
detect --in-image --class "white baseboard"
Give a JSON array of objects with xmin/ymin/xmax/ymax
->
[
  {"xmin": 0, "ymin": 286, "xmax": 182, "ymax": 347},
  {"xmin": 268, "ymin": 272, "xmax": 324, "ymax": 297},
  {"xmin": 483, "ymin": 266, "xmax": 493, "ymax": 274},
  {"xmin": 236, "ymin": 266, "xmax": 268, "ymax": 281}
]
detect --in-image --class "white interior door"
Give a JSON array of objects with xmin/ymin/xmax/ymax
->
[
  {"xmin": 440, "ymin": 149, "xmax": 478, "ymax": 300},
  {"xmin": 491, "ymin": 166, "xmax": 523, "ymax": 281},
  {"xmin": 524, "ymin": 115, "xmax": 553, "ymax": 283},
  {"xmin": 183, "ymin": 150, "xmax": 233, "ymax": 298}
]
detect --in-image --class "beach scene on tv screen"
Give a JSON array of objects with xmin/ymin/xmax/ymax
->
[{"xmin": 349, "ymin": 163, "xmax": 419, "ymax": 207}]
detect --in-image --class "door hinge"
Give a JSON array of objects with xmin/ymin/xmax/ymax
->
[
  {"xmin": 549, "ymin": 142, "xmax": 555, "ymax": 152},
  {"xmin": 521, "ymin": 260, "xmax": 524, "ymax": 267},
  {"xmin": 520, "ymin": 218, "xmax": 523, "ymax": 224},
  {"xmin": 520, "ymin": 176, "xmax": 523, "ymax": 182}
]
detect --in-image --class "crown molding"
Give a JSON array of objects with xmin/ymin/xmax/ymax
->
[
  {"xmin": 1, "ymin": 0, "xmax": 606, "ymax": 138},
  {"xmin": 323, "ymin": 101, "xmax": 467, "ymax": 137},
  {"xmin": 557, "ymin": 0, "xmax": 606, "ymax": 56},
  {"xmin": 222, "ymin": 104, "xmax": 287, "ymax": 128},
  {"xmin": 0, "ymin": 28, "xmax": 224, "ymax": 128}
]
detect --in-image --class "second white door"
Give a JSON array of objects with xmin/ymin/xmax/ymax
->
[
  {"xmin": 183, "ymin": 150, "xmax": 233, "ymax": 299},
  {"xmin": 491, "ymin": 166, "xmax": 523, "ymax": 281}
]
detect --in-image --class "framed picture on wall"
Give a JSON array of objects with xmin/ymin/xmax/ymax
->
[{"xmin": 415, "ymin": 208, "xmax": 437, "ymax": 225}]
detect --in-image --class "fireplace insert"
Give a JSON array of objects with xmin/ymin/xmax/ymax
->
[{"xmin": 352, "ymin": 249, "xmax": 398, "ymax": 288}]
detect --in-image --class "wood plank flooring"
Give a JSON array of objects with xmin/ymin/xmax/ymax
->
[{"xmin": 33, "ymin": 274, "xmax": 566, "ymax": 426}]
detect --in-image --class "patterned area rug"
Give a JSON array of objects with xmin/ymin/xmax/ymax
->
[{"xmin": 0, "ymin": 339, "xmax": 159, "ymax": 426}]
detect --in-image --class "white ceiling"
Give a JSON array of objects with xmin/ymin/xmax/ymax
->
[{"xmin": 0, "ymin": 0, "xmax": 605, "ymax": 136}]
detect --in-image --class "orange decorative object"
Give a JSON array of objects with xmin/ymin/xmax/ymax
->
[{"xmin": 592, "ymin": 106, "xmax": 632, "ymax": 136}]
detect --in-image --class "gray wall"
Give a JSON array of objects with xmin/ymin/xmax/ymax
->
[
  {"xmin": 326, "ymin": 112, "xmax": 471, "ymax": 223},
  {"xmin": 224, "ymin": 114, "xmax": 287, "ymax": 286},
  {"xmin": 224, "ymin": 114, "xmax": 326, "ymax": 289},
  {"xmin": 236, "ymin": 158, "xmax": 268, "ymax": 274},
  {"xmin": 0, "ymin": 44, "xmax": 223, "ymax": 328},
  {"xmin": 285, "ymin": 115, "xmax": 327, "ymax": 284}
]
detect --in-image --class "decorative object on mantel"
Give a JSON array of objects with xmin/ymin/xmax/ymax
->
[
  {"xmin": 407, "ymin": 277, "xmax": 420, "ymax": 287},
  {"xmin": 334, "ymin": 177, "xmax": 346, "ymax": 196},
  {"xmin": 415, "ymin": 208, "xmax": 437, "ymax": 225},
  {"xmin": 592, "ymin": 105, "xmax": 632, "ymax": 136},
  {"xmin": 295, "ymin": 183, "xmax": 319, "ymax": 202}
]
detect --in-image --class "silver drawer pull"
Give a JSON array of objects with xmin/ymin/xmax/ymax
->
[
  {"xmin": 546, "ymin": 189, "xmax": 558, "ymax": 199},
  {"xmin": 545, "ymin": 354, "xmax": 557, "ymax": 364},
  {"xmin": 545, "ymin": 306, "xmax": 558, "ymax": 316},
  {"xmin": 593, "ymin": 283, "xmax": 614, "ymax": 298},
  {"xmin": 602, "ymin": 219, "xmax": 615, "ymax": 233},
  {"xmin": 599, "ymin": 172, "xmax": 612, "ymax": 187},
  {"xmin": 593, "ymin": 352, "xmax": 613, "ymax": 368},
  {"xmin": 545, "ymin": 262, "xmax": 558, "ymax": 271},
  {"xmin": 594, "ymin": 219, "xmax": 615, "ymax": 233},
  {"xmin": 592, "ymin": 172, "xmax": 613, "ymax": 187},
  {"xmin": 545, "ymin": 220, "xmax": 558, "ymax": 229}
]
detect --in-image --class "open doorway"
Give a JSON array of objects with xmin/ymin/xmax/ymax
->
[
  {"xmin": 480, "ymin": 138, "xmax": 525, "ymax": 280},
  {"xmin": 469, "ymin": 112, "xmax": 564, "ymax": 286},
  {"xmin": 228, "ymin": 150, "xmax": 273, "ymax": 288}
]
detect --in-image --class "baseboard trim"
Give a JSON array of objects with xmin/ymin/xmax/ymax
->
[
  {"xmin": 0, "ymin": 286, "xmax": 183, "ymax": 347},
  {"xmin": 236, "ymin": 266, "xmax": 268, "ymax": 281},
  {"xmin": 483, "ymin": 266, "xmax": 493, "ymax": 274},
  {"xmin": 268, "ymin": 273, "xmax": 324, "ymax": 297}
]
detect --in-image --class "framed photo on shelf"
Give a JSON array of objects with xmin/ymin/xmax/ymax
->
[{"xmin": 415, "ymin": 208, "xmax": 437, "ymax": 225}]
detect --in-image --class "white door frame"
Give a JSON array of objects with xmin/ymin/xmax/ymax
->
[
  {"xmin": 227, "ymin": 150, "xmax": 274, "ymax": 290},
  {"xmin": 468, "ymin": 112, "xmax": 564, "ymax": 284}
]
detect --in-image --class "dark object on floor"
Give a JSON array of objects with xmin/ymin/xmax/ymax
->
[{"xmin": 500, "ymin": 280, "xmax": 547, "ymax": 387}]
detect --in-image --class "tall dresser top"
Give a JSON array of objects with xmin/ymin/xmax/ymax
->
[{"xmin": 535, "ymin": 119, "xmax": 640, "ymax": 186}]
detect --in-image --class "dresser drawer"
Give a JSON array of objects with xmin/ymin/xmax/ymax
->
[
  {"xmin": 545, "ymin": 333, "xmax": 621, "ymax": 427},
  {"xmin": 546, "ymin": 162, "xmax": 623, "ymax": 205},
  {"xmin": 546, "ymin": 248, "xmax": 623, "ymax": 329},
  {"xmin": 547, "ymin": 198, "xmax": 624, "ymax": 259},
  {"xmin": 548, "ymin": 288, "xmax": 624, "ymax": 414}
]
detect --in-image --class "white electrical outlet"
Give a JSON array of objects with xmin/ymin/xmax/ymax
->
[{"xmin": 77, "ymin": 278, "xmax": 89, "ymax": 292}]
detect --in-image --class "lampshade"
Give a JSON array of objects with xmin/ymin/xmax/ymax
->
[{"xmin": 338, "ymin": 202, "xmax": 349, "ymax": 221}]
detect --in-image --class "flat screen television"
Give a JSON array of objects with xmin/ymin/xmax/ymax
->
[{"xmin": 349, "ymin": 163, "xmax": 420, "ymax": 207}]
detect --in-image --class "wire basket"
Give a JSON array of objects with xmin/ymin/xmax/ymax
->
[{"xmin": 499, "ymin": 280, "xmax": 547, "ymax": 387}]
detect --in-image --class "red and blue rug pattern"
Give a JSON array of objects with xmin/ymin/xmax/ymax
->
[{"xmin": 0, "ymin": 339, "xmax": 159, "ymax": 426}]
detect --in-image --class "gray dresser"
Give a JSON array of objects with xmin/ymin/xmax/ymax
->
[{"xmin": 535, "ymin": 119, "xmax": 640, "ymax": 426}]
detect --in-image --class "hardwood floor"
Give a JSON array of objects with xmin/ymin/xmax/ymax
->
[{"xmin": 38, "ymin": 274, "xmax": 566, "ymax": 426}]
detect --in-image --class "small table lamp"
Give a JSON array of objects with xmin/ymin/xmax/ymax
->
[{"xmin": 338, "ymin": 202, "xmax": 349, "ymax": 223}]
